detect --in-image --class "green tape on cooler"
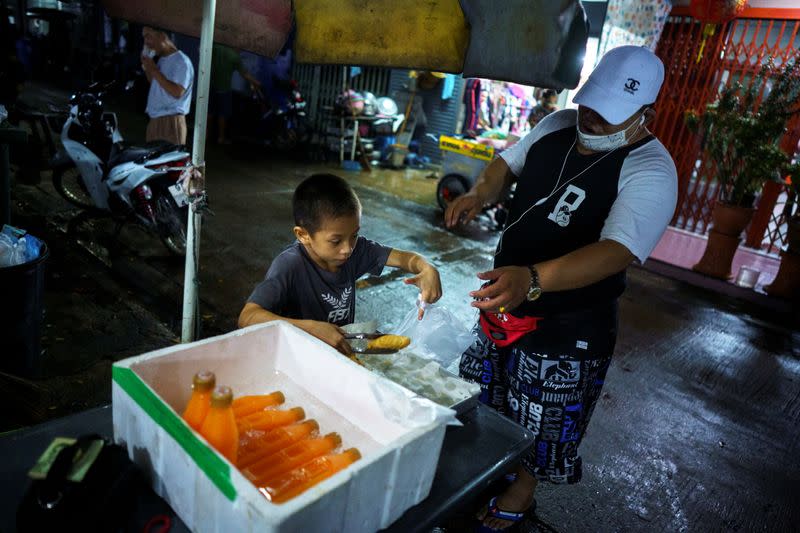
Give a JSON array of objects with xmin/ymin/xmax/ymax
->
[{"xmin": 112, "ymin": 366, "xmax": 237, "ymax": 501}]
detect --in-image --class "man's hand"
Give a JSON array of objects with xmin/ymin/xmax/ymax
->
[
  {"xmin": 444, "ymin": 190, "xmax": 484, "ymax": 228},
  {"xmin": 141, "ymin": 55, "xmax": 157, "ymax": 77},
  {"xmin": 299, "ymin": 320, "xmax": 352, "ymax": 355},
  {"xmin": 469, "ymin": 266, "xmax": 531, "ymax": 313},
  {"xmin": 403, "ymin": 265, "xmax": 443, "ymax": 319}
]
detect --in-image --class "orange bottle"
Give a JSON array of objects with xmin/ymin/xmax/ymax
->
[
  {"xmin": 199, "ymin": 386, "xmax": 239, "ymax": 464},
  {"xmin": 232, "ymin": 391, "xmax": 286, "ymax": 419},
  {"xmin": 236, "ymin": 407, "xmax": 305, "ymax": 433},
  {"xmin": 182, "ymin": 371, "xmax": 216, "ymax": 431},
  {"xmin": 260, "ymin": 448, "xmax": 361, "ymax": 503},
  {"xmin": 246, "ymin": 432, "xmax": 342, "ymax": 486},
  {"xmin": 238, "ymin": 420, "xmax": 320, "ymax": 469}
]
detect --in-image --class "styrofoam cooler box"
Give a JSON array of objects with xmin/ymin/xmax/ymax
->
[{"xmin": 112, "ymin": 321, "xmax": 453, "ymax": 532}]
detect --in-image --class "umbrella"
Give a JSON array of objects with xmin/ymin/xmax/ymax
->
[
  {"xmin": 103, "ymin": 0, "xmax": 292, "ymax": 58},
  {"xmin": 294, "ymin": 0, "xmax": 588, "ymax": 89}
]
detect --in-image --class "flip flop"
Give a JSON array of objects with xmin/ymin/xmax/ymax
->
[{"xmin": 476, "ymin": 496, "xmax": 532, "ymax": 532}]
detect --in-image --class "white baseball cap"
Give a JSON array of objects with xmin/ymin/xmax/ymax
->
[{"xmin": 573, "ymin": 45, "xmax": 665, "ymax": 125}]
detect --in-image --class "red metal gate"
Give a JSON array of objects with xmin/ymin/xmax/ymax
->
[{"xmin": 652, "ymin": 6, "xmax": 800, "ymax": 255}]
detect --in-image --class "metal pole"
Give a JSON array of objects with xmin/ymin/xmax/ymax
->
[
  {"xmin": 0, "ymin": 144, "xmax": 10, "ymax": 226},
  {"xmin": 181, "ymin": 0, "xmax": 216, "ymax": 343}
]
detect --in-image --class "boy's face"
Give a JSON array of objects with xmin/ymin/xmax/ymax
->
[{"xmin": 295, "ymin": 213, "xmax": 361, "ymax": 272}]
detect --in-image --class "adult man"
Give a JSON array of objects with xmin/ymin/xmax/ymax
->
[
  {"xmin": 444, "ymin": 46, "xmax": 677, "ymax": 531},
  {"xmin": 141, "ymin": 27, "xmax": 194, "ymax": 145}
]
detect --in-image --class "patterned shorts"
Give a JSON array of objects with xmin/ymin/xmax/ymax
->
[{"xmin": 459, "ymin": 306, "xmax": 617, "ymax": 484}]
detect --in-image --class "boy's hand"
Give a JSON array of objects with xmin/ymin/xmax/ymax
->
[
  {"xmin": 404, "ymin": 265, "xmax": 442, "ymax": 319},
  {"xmin": 300, "ymin": 320, "xmax": 352, "ymax": 355}
]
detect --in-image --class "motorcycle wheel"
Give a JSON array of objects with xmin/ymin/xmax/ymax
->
[
  {"xmin": 153, "ymin": 191, "xmax": 187, "ymax": 256},
  {"xmin": 52, "ymin": 163, "xmax": 97, "ymax": 210},
  {"xmin": 436, "ymin": 174, "xmax": 471, "ymax": 210}
]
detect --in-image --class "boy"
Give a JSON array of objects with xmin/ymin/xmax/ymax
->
[{"xmin": 238, "ymin": 174, "xmax": 442, "ymax": 355}]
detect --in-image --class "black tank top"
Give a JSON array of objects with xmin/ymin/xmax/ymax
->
[{"xmin": 495, "ymin": 126, "xmax": 654, "ymax": 316}]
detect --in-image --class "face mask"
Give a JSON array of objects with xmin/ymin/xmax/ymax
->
[{"xmin": 577, "ymin": 112, "xmax": 646, "ymax": 152}]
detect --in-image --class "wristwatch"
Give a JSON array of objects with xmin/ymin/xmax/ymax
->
[{"xmin": 526, "ymin": 265, "xmax": 542, "ymax": 301}]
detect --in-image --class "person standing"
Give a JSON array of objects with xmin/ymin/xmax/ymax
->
[
  {"xmin": 209, "ymin": 44, "xmax": 261, "ymax": 144},
  {"xmin": 445, "ymin": 45, "xmax": 678, "ymax": 531},
  {"xmin": 140, "ymin": 27, "xmax": 194, "ymax": 145}
]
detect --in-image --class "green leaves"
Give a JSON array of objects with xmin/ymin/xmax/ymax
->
[{"xmin": 685, "ymin": 53, "xmax": 800, "ymax": 207}]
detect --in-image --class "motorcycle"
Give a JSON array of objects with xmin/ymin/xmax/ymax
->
[
  {"xmin": 236, "ymin": 76, "xmax": 311, "ymax": 151},
  {"xmin": 50, "ymin": 82, "xmax": 191, "ymax": 255}
]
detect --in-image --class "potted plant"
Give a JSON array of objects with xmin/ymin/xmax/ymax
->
[
  {"xmin": 685, "ymin": 54, "xmax": 800, "ymax": 279},
  {"xmin": 765, "ymin": 171, "xmax": 800, "ymax": 299}
]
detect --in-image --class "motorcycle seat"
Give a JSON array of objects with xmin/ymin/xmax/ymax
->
[{"xmin": 108, "ymin": 141, "xmax": 184, "ymax": 168}]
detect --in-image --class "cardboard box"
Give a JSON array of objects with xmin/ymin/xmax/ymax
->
[{"xmin": 112, "ymin": 322, "xmax": 452, "ymax": 532}]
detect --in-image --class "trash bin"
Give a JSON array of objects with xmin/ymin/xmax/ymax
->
[{"xmin": 0, "ymin": 241, "xmax": 48, "ymax": 378}]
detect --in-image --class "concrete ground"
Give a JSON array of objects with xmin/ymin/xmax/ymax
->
[{"xmin": 3, "ymin": 84, "xmax": 799, "ymax": 532}]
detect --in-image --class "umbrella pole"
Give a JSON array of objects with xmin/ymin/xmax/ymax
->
[{"xmin": 181, "ymin": 0, "xmax": 216, "ymax": 343}]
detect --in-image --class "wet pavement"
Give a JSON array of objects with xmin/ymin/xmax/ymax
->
[{"xmin": 3, "ymin": 84, "xmax": 799, "ymax": 531}]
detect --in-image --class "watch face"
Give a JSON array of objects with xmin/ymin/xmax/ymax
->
[{"xmin": 527, "ymin": 286, "xmax": 542, "ymax": 301}]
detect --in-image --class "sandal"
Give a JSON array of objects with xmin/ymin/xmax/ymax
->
[{"xmin": 476, "ymin": 496, "xmax": 535, "ymax": 532}]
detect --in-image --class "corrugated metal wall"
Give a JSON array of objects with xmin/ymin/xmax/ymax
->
[
  {"xmin": 291, "ymin": 64, "xmax": 392, "ymax": 133},
  {"xmin": 292, "ymin": 64, "xmax": 464, "ymax": 164},
  {"xmin": 388, "ymin": 70, "xmax": 464, "ymax": 164}
]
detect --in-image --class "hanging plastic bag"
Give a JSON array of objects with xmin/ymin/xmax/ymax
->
[
  {"xmin": 395, "ymin": 299, "xmax": 476, "ymax": 373},
  {"xmin": 0, "ymin": 233, "xmax": 26, "ymax": 267}
]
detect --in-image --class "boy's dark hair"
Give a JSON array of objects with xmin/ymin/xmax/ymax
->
[{"xmin": 293, "ymin": 174, "xmax": 361, "ymax": 234}]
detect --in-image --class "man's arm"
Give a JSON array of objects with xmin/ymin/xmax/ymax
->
[
  {"xmin": 535, "ymin": 239, "xmax": 634, "ymax": 292},
  {"xmin": 469, "ymin": 240, "xmax": 635, "ymax": 312},
  {"xmin": 152, "ymin": 69, "xmax": 187, "ymax": 99},
  {"xmin": 141, "ymin": 56, "xmax": 187, "ymax": 99},
  {"xmin": 444, "ymin": 157, "xmax": 514, "ymax": 228}
]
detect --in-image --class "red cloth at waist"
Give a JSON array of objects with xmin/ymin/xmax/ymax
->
[{"xmin": 479, "ymin": 311, "xmax": 541, "ymax": 347}]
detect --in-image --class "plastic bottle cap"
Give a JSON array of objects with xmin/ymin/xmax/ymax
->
[
  {"xmin": 210, "ymin": 386, "xmax": 234, "ymax": 407},
  {"xmin": 325, "ymin": 432, "xmax": 343, "ymax": 447},
  {"xmin": 193, "ymin": 371, "xmax": 216, "ymax": 391},
  {"xmin": 344, "ymin": 448, "xmax": 361, "ymax": 461}
]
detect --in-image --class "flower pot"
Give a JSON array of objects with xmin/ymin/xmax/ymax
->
[
  {"xmin": 765, "ymin": 218, "xmax": 800, "ymax": 300},
  {"xmin": 765, "ymin": 250, "xmax": 800, "ymax": 300},
  {"xmin": 692, "ymin": 203, "xmax": 755, "ymax": 279}
]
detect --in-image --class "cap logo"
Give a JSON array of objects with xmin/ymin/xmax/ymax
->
[{"xmin": 624, "ymin": 78, "xmax": 640, "ymax": 95}]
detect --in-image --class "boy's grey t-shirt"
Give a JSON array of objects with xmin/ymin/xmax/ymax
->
[{"xmin": 247, "ymin": 237, "xmax": 392, "ymax": 326}]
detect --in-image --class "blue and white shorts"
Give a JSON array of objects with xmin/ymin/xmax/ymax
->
[{"xmin": 459, "ymin": 305, "xmax": 617, "ymax": 484}]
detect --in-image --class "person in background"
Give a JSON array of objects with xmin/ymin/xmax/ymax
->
[
  {"xmin": 527, "ymin": 88, "xmax": 559, "ymax": 129},
  {"xmin": 209, "ymin": 43, "xmax": 261, "ymax": 144},
  {"xmin": 141, "ymin": 26, "xmax": 194, "ymax": 145}
]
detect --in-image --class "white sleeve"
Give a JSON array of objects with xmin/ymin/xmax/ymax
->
[
  {"xmin": 500, "ymin": 109, "xmax": 577, "ymax": 176},
  {"xmin": 600, "ymin": 140, "xmax": 678, "ymax": 264}
]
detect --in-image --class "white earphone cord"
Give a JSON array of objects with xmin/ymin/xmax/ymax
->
[{"xmin": 494, "ymin": 126, "xmax": 639, "ymax": 258}]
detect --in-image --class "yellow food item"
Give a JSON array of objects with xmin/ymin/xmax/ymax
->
[{"xmin": 367, "ymin": 335, "xmax": 411, "ymax": 351}]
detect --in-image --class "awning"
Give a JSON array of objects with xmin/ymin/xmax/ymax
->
[{"xmin": 102, "ymin": 0, "xmax": 292, "ymax": 59}]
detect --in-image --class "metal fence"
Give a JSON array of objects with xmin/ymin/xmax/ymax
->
[
  {"xmin": 291, "ymin": 64, "xmax": 392, "ymax": 134},
  {"xmin": 652, "ymin": 12, "xmax": 800, "ymax": 255}
]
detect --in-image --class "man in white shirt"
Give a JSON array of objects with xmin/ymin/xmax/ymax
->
[
  {"xmin": 141, "ymin": 27, "xmax": 194, "ymax": 145},
  {"xmin": 445, "ymin": 46, "xmax": 678, "ymax": 531}
]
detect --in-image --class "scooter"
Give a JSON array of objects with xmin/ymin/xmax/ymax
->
[
  {"xmin": 50, "ymin": 82, "xmax": 192, "ymax": 255},
  {"xmin": 237, "ymin": 76, "xmax": 311, "ymax": 151}
]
